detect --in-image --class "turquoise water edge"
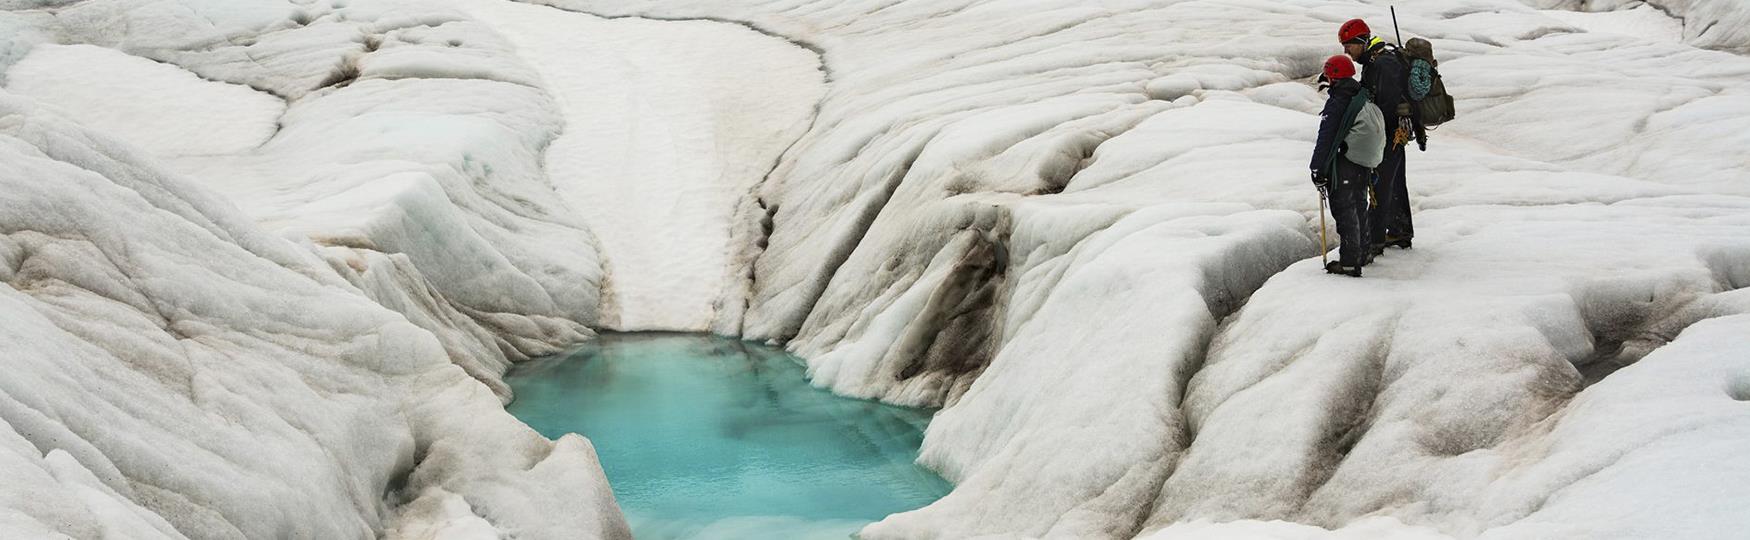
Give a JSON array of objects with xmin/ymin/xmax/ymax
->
[{"xmin": 506, "ymin": 333, "xmax": 952, "ymax": 539}]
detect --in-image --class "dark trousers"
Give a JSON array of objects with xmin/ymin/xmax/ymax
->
[
  {"xmin": 1330, "ymin": 158, "xmax": 1371, "ymax": 267},
  {"xmin": 1369, "ymin": 142, "xmax": 1412, "ymax": 245}
]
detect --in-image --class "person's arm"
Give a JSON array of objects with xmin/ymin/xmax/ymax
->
[{"xmin": 1310, "ymin": 94, "xmax": 1347, "ymax": 180}]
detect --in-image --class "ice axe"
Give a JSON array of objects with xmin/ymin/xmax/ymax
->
[{"xmin": 1317, "ymin": 188, "xmax": 1329, "ymax": 267}]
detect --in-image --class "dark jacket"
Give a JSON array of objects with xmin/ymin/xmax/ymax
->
[
  {"xmin": 1311, "ymin": 78, "xmax": 1365, "ymax": 177},
  {"xmin": 1359, "ymin": 43, "xmax": 1409, "ymax": 125}
]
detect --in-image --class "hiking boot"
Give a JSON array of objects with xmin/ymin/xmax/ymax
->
[
  {"xmin": 1370, "ymin": 243, "xmax": 1386, "ymax": 257},
  {"xmin": 1325, "ymin": 261, "xmax": 1363, "ymax": 277},
  {"xmin": 1383, "ymin": 235, "xmax": 1412, "ymax": 250}
]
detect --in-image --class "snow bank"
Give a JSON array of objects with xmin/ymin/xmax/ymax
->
[
  {"xmin": 0, "ymin": 94, "xmax": 627, "ymax": 538},
  {"xmin": 539, "ymin": 0, "xmax": 1750, "ymax": 537},
  {"xmin": 455, "ymin": 0, "xmax": 824, "ymax": 332}
]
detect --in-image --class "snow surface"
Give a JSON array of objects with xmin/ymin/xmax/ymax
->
[{"xmin": 455, "ymin": 0, "xmax": 824, "ymax": 332}]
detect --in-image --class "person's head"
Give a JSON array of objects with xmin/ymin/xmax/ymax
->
[
  {"xmin": 1339, "ymin": 19, "xmax": 1371, "ymax": 59},
  {"xmin": 1319, "ymin": 54, "xmax": 1357, "ymax": 91}
]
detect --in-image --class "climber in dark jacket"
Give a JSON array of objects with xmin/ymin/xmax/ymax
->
[
  {"xmin": 1310, "ymin": 54, "xmax": 1384, "ymax": 277},
  {"xmin": 1340, "ymin": 18, "xmax": 1415, "ymax": 253}
]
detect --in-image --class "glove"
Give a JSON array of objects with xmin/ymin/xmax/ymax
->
[{"xmin": 1311, "ymin": 170, "xmax": 1330, "ymax": 190}]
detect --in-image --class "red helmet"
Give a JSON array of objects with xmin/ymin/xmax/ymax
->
[
  {"xmin": 1339, "ymin": 19, "xmax": 1371, "ymax": 44},
  {"xmin": 1323, "ymin": 54, "xmax": 1356, "ymax": 80}
]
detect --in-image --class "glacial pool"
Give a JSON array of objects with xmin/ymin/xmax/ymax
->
[{"xmin": 506, "ymin": 333, "xmax": 952, "ymax": 539}]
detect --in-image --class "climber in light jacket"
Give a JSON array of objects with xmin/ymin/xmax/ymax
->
[{"xmin": 1310, "ymin": 54, "xmax": 1385, "ymax": 277}]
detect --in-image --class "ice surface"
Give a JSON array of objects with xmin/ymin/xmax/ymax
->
[
  {"xmin": 0, "ymin": 0, "xmax": 641, "ymax": 536},
  {"xmin": 538, "ymin": 0, "xmax": 1750, "ymax": 537},
  {"xmin": 0, "ymin": 93, "xmax": 626, "ymax": 538},
  {"xmin": 8, "ymin": 0, "xmax": 613, "ymax": 400},
  {"xmin": 1537, "ymin": 5, "xmax": 1684, "ymax": 42},
  {"xmin": 455, "ymin": 0, "xmax": 824, "ymax": 332},
  {"xmin": 1142, "ymin": 517, "xmax": 1456, "ymax": 540},
  {"xmin": 1528, "ymin": 0, "xmax": 1750, "ymax": 52},
  {"xmin": 7, "ymin": 44, "xmax": 285, "ymax": 156},
  {"xmin": 2, "ymin": 0, "xmax": 827, "ymax": 535}
]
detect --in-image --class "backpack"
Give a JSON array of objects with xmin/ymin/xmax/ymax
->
[
  {"xmin": 1344, "ymin": 98, "xmax": 1386, "ymax": 169},
  {"xmin": 1402, "ymin": 38, "xmax": 1455, "ymax": 126},
  {"xmin": 1324, "ymin": 87, "xmax": 1385, "ymax": 174}
]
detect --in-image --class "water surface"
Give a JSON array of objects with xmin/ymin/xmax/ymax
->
[{"xmin": 507, "ymin": 333, "xmax": 951, "ymax": 539}]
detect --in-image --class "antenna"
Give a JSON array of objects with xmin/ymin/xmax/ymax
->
[{"xmin": 1391, "ymin": 6, "xmax": 1404, "ymax": 47}]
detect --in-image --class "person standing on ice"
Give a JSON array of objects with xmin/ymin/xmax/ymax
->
[
  {"xmin": 1340, "ymin": 18, "xmax": 1415, "ymax": 254},
  {"xmin": 1311, "ymin": 54, "xmax": 1385, "ymax": 277}
]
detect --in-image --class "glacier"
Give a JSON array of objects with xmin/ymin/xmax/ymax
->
[{"xmin": 4, "ymin": 0, "xmax": 1750, "ymax": 538}]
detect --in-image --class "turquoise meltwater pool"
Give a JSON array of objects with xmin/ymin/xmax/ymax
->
[{"xmin": 506, "ymin": 333, "xmax": 952, "ymax": 539}]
